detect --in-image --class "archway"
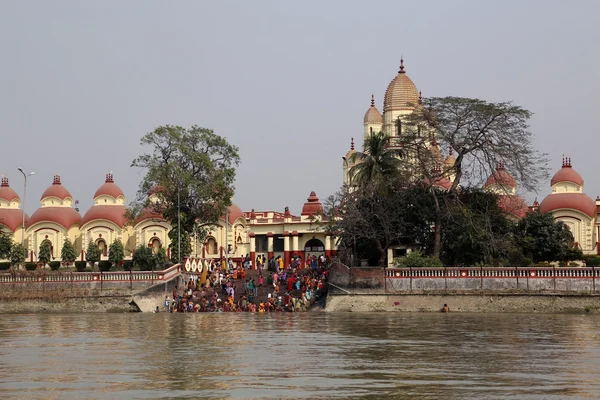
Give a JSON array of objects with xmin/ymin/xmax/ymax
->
[
  {"xmin": 304, "ymin": 238, "xmax": 325, "ymax": 266},
  {"xmin": 149, "ymin": 237, "xmax": 162, "ymax": 254},
  {"xmin": 96, "ymin": 238, "xmax": 107, "ymax": 256},
  {"xmin": 205, "ymin": 237, "xmax": 217, "ymax": 255}
]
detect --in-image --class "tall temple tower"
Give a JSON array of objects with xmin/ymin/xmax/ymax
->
[{"xmin": 343, "ymin": 58, "xmax": 425, "ymax": 187}]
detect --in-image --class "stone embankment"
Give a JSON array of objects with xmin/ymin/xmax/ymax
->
[
  {"xmin": 325, "ymin": 293, "xmax": 600, "ymax": 313},
  {"xmin": 0, "ymin": 289, "xmax": 138, "ymax": 313}
]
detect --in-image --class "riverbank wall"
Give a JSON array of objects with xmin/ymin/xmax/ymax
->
[
  {"xmin": 325, "ymin": 293, "xmax": 600, "ymax": 313},
  {"xmin": 0, "ymin": 289, "xmax": 138, "ymax": 313}
]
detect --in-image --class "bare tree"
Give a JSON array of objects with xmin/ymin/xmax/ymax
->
[{"xmin": 402, "ymin": 97, "xmax": 549, "ymax": 256}]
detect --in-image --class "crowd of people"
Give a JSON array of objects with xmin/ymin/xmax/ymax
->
[{"xmin": 158, "ymin": 254, "xmax": 330, "ymax": 313}]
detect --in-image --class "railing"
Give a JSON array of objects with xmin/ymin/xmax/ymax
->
[
  {"xmin": 0, "ymin": 264, "xmax": 182, "ymax": 284},
  {"xmin": 386, "ymin": 267, "xmax": 598, "ymax": 279}
]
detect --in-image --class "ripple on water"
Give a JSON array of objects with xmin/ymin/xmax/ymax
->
[{"xmin": 1, "ymin": 313, "xmax": 600, "ymax": 399}]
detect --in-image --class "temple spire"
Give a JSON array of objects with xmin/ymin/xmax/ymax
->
[
  {"xmin": 370, "ymin": 93, "xmax": 375, "ymax": 107},
  {"xmin": 418, "ymin": 91, "xmax": 422, "ymax": 104},
  {"xmin": 399, "ymin": 56, "xmax": 405, "ymax": 74},
  {"xmin": 350, "ymin": 137, "xmax": 355, "ymax": 151}
]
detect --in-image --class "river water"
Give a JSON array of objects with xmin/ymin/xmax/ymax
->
[{"xmin": 1, "ymin": 312, "xmax": 600, "ymax": 399}]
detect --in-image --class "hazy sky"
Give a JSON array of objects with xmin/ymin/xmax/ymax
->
[{"xmin": 2, "ymin": 0, "xmax": 599, "ymax": 216}]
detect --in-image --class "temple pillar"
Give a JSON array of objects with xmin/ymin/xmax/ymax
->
[
  {"xmin": 283, "ymin": 231, "xmax": 290, "ymax": 267},
  {"xmin": 292, "ymin": 231, "xmax": 299, "ymax": 257},
  {"xmin": 249, "ymin": 232, "xmax": 256, "ymax": 270},
  {"xmin": 267, "ymin": 232, "xmax": 274, "ymax": 261},
  {"xmin": 325, "ymin": 235, "xmax": 332, "ymax": 258}
]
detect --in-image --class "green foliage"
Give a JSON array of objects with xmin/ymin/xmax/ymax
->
[
  {"xmin": 0, "ymin": 262, "xmax": 11, "ymax": 270},
  {"xmin": 348, "ymin": 131, "xmax": 404, "ymax": 190},
  {"xmin": 395, "ymin": 251, "xmax": 443, "ymax": 268},
  {"xmin": 155, "ymin": 246, "xmax": 168, "ymax": 266},
  {"xmin": 168, "ymin": 228, "xmax": 191, "ymax": 264},
  {"xmin": 75, "ymin": 261, "xmax": 87, "ymax": 272},
  {"xmin": 439, "ymin": 189, "xmax": 514, "ymax": 266},
  {"xmin": 38, "ymin": 240, "xmax": 52, "ymax": 266},
  {"xmin": 9, "ymin": 243, "xmax": 26, "ymax": 267},
  {"xmin": 0, "ymin": 230, "xmax": 12, "ymax": 259},
  {"xmin": 25, "ymin": 262, "xmax": 37, "ymax": 271},
  {"xmin": 85, "ymin": 241, "xmax": 101, "ymax": 265},
  {"xmin": 324, "ymin": 183, "xmax": 435, "ymax": 266},
  {"xmin": 49, "ymin": 261, "xmax": 60, "ymax": 271},
  {"xmin": 585, "ymin": 256, "xmax": 600, "ymax": 267},
  {"xmin": 99, "ymin": 260, "xmax": 112, "ymax": 271},
  {"xmin": 131, "ymin": 125, "xmax": 240, "ymax": 258},
  {"xmin": 108, "ymin": 239, "xmax": 125, "ymax": 267},
  {"xmin": 514, "ymin": 211, "xmax": 579, "ymax": 262},
  {"xmin": 122, "ymin": 260, "xmax": 133, "ymax": 271},
  {"xmin": 60, "ymin": 238, "xmax": 77, "ymax": 264},
  {"xmin": 132, "ymin": 245, "xmax": 155, "ymax": 271}
]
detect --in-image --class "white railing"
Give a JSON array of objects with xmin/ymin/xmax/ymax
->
[
  {"xmin": 386, "ymin": 267, "xmax": 598, "ymax": 279},
  {"xmin": 0, "ymin": 264, "xmax": 182, "ymax": 284}
]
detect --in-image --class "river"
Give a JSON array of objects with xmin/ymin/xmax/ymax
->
[{"xmin": 1, "ymin": 312, "xmax": 600, "ymax": 399}]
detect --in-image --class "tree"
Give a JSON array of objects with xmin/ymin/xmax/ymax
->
[
  {"xmin": 348, "ymin": 131, "xmax": 404, "ymax": 190},
  {"xmin": 108, "ymin": 239, "xmax": 125, "ymax": 267},
  {"xmin": 155, "ymin": 246, "xmax": 168, "ymax": 266},
  {"xmin": 324, "ymin": 183, "xmax": 434, "ymax": 266},
  {"xmin": 39, "ymin": 240, "xmax": 52, "ymax": 266},
  {"xmin": 403, "ymin": 97, "xmax": 548, "ymax": 256},
  {"xmin": 132, "ymin": 245, "xmax": 154, "ymax": 271},
  {"xmin": 0, "ymin": 230, "xmax": 12, "ymax": 260},
  {"xmin": 85, "ymin": 241, "xmax": 101, "ymax": 267},
  {"xmin": 440, "ymin": 189, "xmax": 514, "ymax": 266},
  {"xmin": 168, "ymin": 228, "xmax": 191, "ymax": 264},
  {"xmin": 9, "ymin": 243, "xmax": 26, "ymax": 268},
  {"xmin": 514, "ymin": 211, "xmax": 579, "ymax": 263},
  {"xmin": 131, "ymin": 125, "xmax": 240, "ymax": 263},
  {"xmin": 61, "ymin": 238, "xmax": 77, "ymax": 265}
]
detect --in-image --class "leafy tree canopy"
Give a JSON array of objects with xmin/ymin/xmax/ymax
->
[
  {"xmin": 131, "ymin": 125, "xmax": 240, "ymax": 242},
  {"xmin": 514, "ymin": 211, "xmax": 579, "ymax": 262},
  {"xmin": 61, "ymin": 238, "xmax": 77, "ymax": 264},
  {"xmin": 9, "ymin": 243, "xmax": 26, "ymax": 267},
  {"xmin": 85, "ymin": 241, "xmax": 101, "ymax": 264},
  {"xmin": 0, "ymin": 230, "xmax": 12, "ymax": 260},
  {"xmin": 108, "ymin": 239, "xmax": 125, "ymax": 266},
  {"xmin": 39, "ymin": 240, "xmax": 52, "ymax": 265}
]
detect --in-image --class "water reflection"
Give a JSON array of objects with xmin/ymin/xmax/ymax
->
[{"xmin": 0, "ymin": 313, "xmax": 600, "ymax": 399}]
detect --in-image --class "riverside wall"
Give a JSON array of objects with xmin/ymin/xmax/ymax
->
[
  {"xmin": 325, "ymin": 293, "xmax": 600, "ymax": 313},
  {"xmin": 0, "ymin": 290, "xmax": 138, "ymax": 314},
  {"xmin": 326, "ymin": 264, "xmax": 600, "ymax": 313}
]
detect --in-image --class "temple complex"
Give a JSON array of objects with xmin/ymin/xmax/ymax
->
[
  {"xmin": 342, "ymin": 59, "xmax": 599, "ymax": 255},
  {"xmin": 0, "ymin": 174, "xmax": 334, "ymax": 265}
]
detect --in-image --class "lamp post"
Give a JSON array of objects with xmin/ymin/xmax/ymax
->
[
  {"xmin": 17, "ymin": 168, "xmax": 34, "ymax": 256},
  {"xmin": 177, "ymin": 185, "xmax": 181, "ymax": 264}
]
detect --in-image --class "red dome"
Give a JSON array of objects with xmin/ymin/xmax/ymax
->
[
  {"xmin": 539, "ymin": 193, "xmax": 597, "ymax": 218},
  {"xmin": 0, "ymin": 209, "xmax": 29, "ymax": 232},
  {"xmin": 81, "ymin": 205, "xmax": 128, "ymax": 228},
  {"xmin": 226, "ymin": 203, "xmax": 245, "ymax": 224},
  {"xmin": 41, "ymin": 175, "xmax": 72, "ymax": 201},
  {"xmin": 485, "ymin": 165, "xmax": 516, "ymax": 189},
  {"xmin": 301, "ymin": 191, "xmax": 324, "ymax": 216},
  {"xmin": 28, "ymin": 207, "xmax": 81, "ymax": 230},
  {"xmin": 135, "ymin": 206, "xmax": 166, "ymax": 224},
  {"xmin": 498, "ymin": 195, "xmax": 528, "ymax": 219},
  {"xmin": 550, "ymin": 163, "xmax": 584, "ymax": 187},
  {"xmin": 430, "ymin": 176, "xmax": 452, "ymax": 190},
  {"xmin": 94, "ymin": 173, "xmax": 124, "ymax": 199},
  {"xmin": 0, "ymin": 177, "xmax": 20, "ymax": 203}
]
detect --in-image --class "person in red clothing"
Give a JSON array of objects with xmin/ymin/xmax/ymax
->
[{"xmin": 287, "ymin": 277, "xmax": 293, "ymax": 292}]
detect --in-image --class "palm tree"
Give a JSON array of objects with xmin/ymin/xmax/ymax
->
[{"xmin": 348, "ymin": 131, "xmax": 403, "ymax": 189}]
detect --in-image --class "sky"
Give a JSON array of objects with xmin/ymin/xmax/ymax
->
[{"xmin": 1, "ymin": 0, "xmax": 599, "ymax": 215}]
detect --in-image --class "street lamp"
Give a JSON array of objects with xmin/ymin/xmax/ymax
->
[{"xmin": 17, "ymin": 168, "xmax": 34, "ymax": 254}]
